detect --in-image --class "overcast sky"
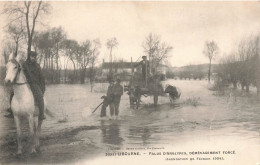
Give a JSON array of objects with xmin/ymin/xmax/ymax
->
[{"xmin": 1, "ymin": 1, "xmax": 260, "ymax": 67}]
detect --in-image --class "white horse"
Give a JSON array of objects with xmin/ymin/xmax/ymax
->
[{"xmin": 4, "ymin": 53, "xmax": 43, "ymax": 155}]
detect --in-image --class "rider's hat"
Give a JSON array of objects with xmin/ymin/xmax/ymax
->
[{"xmin": 142, "ymin": 56, "xmax": 147, "ymax": 59}]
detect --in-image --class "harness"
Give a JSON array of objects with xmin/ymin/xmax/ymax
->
[{"xmin": 9, "ymin": 59, "xmax": 28, "ymax": 85}]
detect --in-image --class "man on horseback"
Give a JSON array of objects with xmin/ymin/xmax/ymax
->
[
  {"xmin": 23, "ymin": 51, "xmax": 46, "ymax": 120},
  {"xmin": 5, "ymin": 51, "xmax": 46, "ymax": 120}
]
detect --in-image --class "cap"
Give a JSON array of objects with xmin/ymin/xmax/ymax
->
[{"xmin": 116, "ymin": 78, "xmax": 121, "ymax": 83}]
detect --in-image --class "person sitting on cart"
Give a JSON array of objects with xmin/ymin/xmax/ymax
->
[
  {"xmin": 135, "ymin": 56, "xmax": 150, "ymax": 81},
  {"xmin": 100, "ymin": 78, "xmax": 115, "ymax": 118}
]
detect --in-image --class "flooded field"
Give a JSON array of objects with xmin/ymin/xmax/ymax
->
[{"xmin": 0, "ymin": 80, "xmax": 259, "ymax": 165}]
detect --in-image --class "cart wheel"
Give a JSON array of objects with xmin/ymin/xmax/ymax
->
[
  {"xmin": 129, "ymin": 97, "xmax": 134, "ymax": 109},
  {"xmin": 136, "ymin": 96, "xmax": 141, "ymax": 110}
]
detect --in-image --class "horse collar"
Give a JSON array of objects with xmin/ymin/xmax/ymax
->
[{"xmin": 9, "ymin": 59, "xmax": 26, "ymax": 85}]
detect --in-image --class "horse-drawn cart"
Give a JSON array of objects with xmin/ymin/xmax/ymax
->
[
  {"xmin": 123, "ymin": 56, "xmax": 181, "ymax": 109},
  {"xmin": 124, "ymin": 72, "xmax": 164, "ymax": 109}
]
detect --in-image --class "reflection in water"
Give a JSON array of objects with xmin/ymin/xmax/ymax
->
[
  {"xmin": 100, "ymin": 120, "xmax": 123, "ymax": 147},
  {"xmin": 128, "ymin": 127, "xmax": 152, "ymax": 145},
  {"xmin": 0, "ymin": 81, "xmax": 259, "ymax": 162}
]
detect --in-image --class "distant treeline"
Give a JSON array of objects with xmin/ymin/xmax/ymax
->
[
  {"xmin": 166, "ymin": 64, "xmax": 218, "ymax": 80},
  {"xmin": 215, "ymin": 35, "xmax": 260, "ymax": 94},
  {"xmin": 0, "ymin": 66, "xmax": 103, "ymax": 85}
]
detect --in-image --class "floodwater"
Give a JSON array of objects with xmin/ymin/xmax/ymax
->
[{"xmin": 0, "ymin": 80, "xmax": 259, "ymax": 165}]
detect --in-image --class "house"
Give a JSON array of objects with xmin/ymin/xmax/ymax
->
[
  {"xmin": 101, "ymin": 61, "xmax": 139, "ymax": 75},
  {"xmin": 101, "ymin": 60, "xmax": 169, "ymax": 80},
  {"xmin": 100, "ymin": 61, "xmax": 140, "ymax": 81}
]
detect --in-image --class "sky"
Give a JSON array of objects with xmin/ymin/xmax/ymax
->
[{"xmin": 1, "ymin": 1, "xmax": 260, "ymax": 67}]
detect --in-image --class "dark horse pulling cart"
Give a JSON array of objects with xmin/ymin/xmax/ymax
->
[{"xmin": 124, "ymin": 72, "xmax": 165, "ymax": 109}]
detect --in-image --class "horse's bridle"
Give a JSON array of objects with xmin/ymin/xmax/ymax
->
[{"xmin": 9, "ymin": 59, "xmax": 27, "ymax": 85}]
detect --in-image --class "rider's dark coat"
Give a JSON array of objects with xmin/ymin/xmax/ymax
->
[
  {"xmin": 22, "ymin": 59, "xmax": 45, "ymax": 119},
  {"xmin": 22, "ymin": 59, "xmax": 45, "ymax": 93}
]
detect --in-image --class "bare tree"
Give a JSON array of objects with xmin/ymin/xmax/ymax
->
[
  {"xmin": 1, "ymin": 41, "xmax": 16, "ymax": 64},
  {"xmin": 6, "ymin": 21, "xmax": 24, "ymax": 57},
  {"xmin": 62, "ymin": 39, "xmax": 78, "ymax": 83},
  {"xmin": 203, "ymin": 41, "xmax": 219, "ymax": 82},
  {"xmin": 89, "ymin": 39, "xmax": 101, "ymax": 92},
  {"xmin": 217, "ymin": 34, "xmax": 260, "ymax": 94},
  {"xmin": 77, "ymin": 40, "xmax": 91, "ymax": 84},
  {"xmin": 219, "ymin": 53, "xmax": 240, "ymax": 89},
  {"xmin": 238, "ymin": 35, "xmax": 260, "ymax": 92},
  {"xmin": 143, "ymin": 33, "xmax": 160, "ymax": 74},
  {"xmin": 51, "ymin": 27, "xmax": 66, "ymax": 83},
  {"xmin": 106, "ymin": 37, "xmax": 118, "ymax": 74},
  {"xmin": 143, "ymin": 33, "xmax": 172, "ymax": 74},
  {"xmin": 3, "ymin": 1, "xmax": 51, "ymax": 58}
]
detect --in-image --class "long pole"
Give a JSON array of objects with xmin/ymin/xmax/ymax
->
[{"xmin": 92, "ymin": 102, "xmax": 103, "ymax": 113}]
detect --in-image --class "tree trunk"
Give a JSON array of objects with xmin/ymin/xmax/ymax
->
[
  {"xmin": 3, "ymin": 51, "xmax": 8, "ymax": 64},
  {"xmin": 246, "ymin": 85, "xmax": 249, "ymax": 93},
  {"xmin": 90, "ymin": 81, "xmax": 93, "ymax": 92},
  {"xmin": 56, "ymin": 48, "xmax": 60, "ymax": 83},
  {"xmin": 43, "ymin": 55, "xmax": 46, "ymax": 69},
  {"xmin": 64, "ymin": 68, "xmax": 67, "ymax": 83},
  {"xmin": 71, "ymin": 60, "xmax": 76, "ymax": 83},
  {"xmin": 80, "ymin": 67, "xmax": 85, "ymax": 84},
  {"xmin": 15, "ymin": 41, "xmax": 19, "ymax": 57},
  {"xmin": 208, "ymin": 60, "xmax": 212, "ymax": 83},
  {"xmin": 109, "ymin": 47, "xmax": 113, "ymax": 73},
  {"xmin": 233, "ymin": 82, "xmax": 237, "ymax": 89},
  {"xmin": 27, "ymin": 37, "xmax": 32, "ymax": 57},
  {"xmin": 51, "ymin": 55, "xmax": 54, "ymax": 83},
  {"xmin": 64, "ymin": 59, "xmax": 69, "ymax": 84}
]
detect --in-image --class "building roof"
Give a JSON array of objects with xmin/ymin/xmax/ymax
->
[
  {"xmin": 102, "ymin": 61, "xmax": 169, "ymax": 69},
  {"xmin": 102, "ymin": 62, "xmax": 139, "ymax": 69}
]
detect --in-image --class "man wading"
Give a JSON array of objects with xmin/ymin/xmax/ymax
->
[
  {"xmin": 100, "ymin": 79, "xmax": 115, "ymax": 118},
  {"xmin": 111, "ymin": 78, "xmax": 123, "ymax": 120}
]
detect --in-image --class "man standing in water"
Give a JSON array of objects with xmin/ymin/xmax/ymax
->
[
  {"xmin": 100, "ymin": 79, "xmax": 115, "ymax": 118},
  {"xmin": 112, "ymin": 78, "xmax": 123, "ymax": 120}
]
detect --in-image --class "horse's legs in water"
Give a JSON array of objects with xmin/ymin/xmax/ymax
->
[
  {"xmin": 14, "ymin": 115, "xmax": 22, "ymax": 154},
  {"xmin": 28, "ymin": 114, "xmax": 36, "ymax": 153},
  {"xmin": 136, "ymin": 96, "xmax": 141, "ymax": 109},
  {"xmin": 154, "ymin": 94, "xmax": 158, "ymax": 107}
]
